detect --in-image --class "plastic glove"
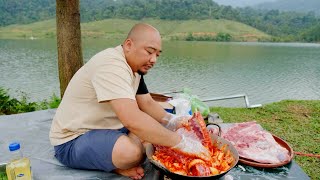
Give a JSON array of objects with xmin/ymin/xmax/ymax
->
[
  {"xmin": 162, "ymin": 113, "xmax": 191, "ymax": 131},
  {"xmin": 172, "ymin": 134, "xmax": 211, "ymax": 161}
]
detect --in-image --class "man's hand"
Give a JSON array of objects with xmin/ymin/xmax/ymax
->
[
  {"xmin": 171, "ymin": 134, "xmax": 211, "ymax": 161},
  {"xmin": 163, "ymin": 113, "xmax": 191, "ymax": 131}
]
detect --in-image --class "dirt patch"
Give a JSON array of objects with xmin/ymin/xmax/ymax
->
[
  {"xmin": 240, "ymin": 33, "xmax": 258, "ymax": 37},
  {"xmin": 233, "ymin": 34, "xmax": 262, "ymax": 42},
  {"xmin": 192, "ymin": 32, "xmax": 217, "ymax": 36},
  {"xmin": 286, "ymin": 104, "xmax": 311, "ymax": 119},
  {"xmin": 172, "ymin": 32, "xmax": 217, "ymax": 36}
]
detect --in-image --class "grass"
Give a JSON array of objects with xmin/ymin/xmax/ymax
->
[
  {"xmin": 0, "ymin": 172, "xmax": 7, "ymax": 180},
  {"xmin": 210, "ymin": 100, "xmax": 320, "ymax": 180},
  {"xmin": 0, "ymin": 164, "xmax": 7, "ymax": 180},
  {"xmin": 0, "ymin": 18, "xmax": 270, "ymax": 41}
]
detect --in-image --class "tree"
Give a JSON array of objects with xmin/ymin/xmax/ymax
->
[{"xmin": 56, "ymin": 0, "xmax": 83, "ymax": 97}]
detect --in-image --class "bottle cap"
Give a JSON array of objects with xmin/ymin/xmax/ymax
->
[{"xmin": 9, "ymin": 142, "xmax": 20, "ymax": 151}]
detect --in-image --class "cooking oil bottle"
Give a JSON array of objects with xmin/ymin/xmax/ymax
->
[{"xmin": 5, "ymin": 142, "xmax": 32, "ymax": 180}]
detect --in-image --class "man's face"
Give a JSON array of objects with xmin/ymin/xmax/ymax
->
[{"xmin": 125, "ymin": 31, "xmax": 162, "ymax": 75}]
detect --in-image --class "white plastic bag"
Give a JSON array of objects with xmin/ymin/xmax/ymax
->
[{"xmin": 168, "ymin": 94, "xmax": 191, "ymax": 116}]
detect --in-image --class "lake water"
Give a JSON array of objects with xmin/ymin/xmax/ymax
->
[{"xmin": 0, "ymin": 39, "xmax": 319, "ymax": 107}]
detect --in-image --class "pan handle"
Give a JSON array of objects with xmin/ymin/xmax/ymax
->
[{"xmin": 206, "ymin": 123, "xmax": 221, "ymax": 137}]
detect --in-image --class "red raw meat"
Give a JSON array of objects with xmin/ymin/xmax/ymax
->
[{"xmin": 222, "ymin": 121, "xmax": 290, "ymax": 164}]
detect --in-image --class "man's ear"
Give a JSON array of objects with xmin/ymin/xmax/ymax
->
[{"xmin": 123, "ymin": 38, "xmax": 133, "ymax": 52}]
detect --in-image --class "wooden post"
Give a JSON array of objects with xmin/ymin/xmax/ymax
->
[{"xmin": 56, "ymin": 0, "xmax": 83, "ymax": 98}]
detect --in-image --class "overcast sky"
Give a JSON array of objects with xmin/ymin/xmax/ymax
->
[{"xmin": 213, "ymin": 0, "xmax": 277, "ymax": 7}]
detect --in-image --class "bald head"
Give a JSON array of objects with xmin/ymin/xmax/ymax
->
[
  {"xmin": 126, "ymin": 23, "xmax": 161, "ymax": 42},
  {"xmin": 122, "ymin": 23, "xmax": 162, "ymax": 74}
]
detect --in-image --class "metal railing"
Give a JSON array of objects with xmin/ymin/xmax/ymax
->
[
  {"xmin": 160, "ymin": 91, "xmax": 262, "ymax": 108},
  {"xmin": 201, "ymin": 94, "xmax": 262, "ymax": 108}
]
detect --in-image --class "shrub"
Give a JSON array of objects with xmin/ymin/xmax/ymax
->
[{"xmin": 0, "ymin": 87, "xmax": 61, "ymax": 115}]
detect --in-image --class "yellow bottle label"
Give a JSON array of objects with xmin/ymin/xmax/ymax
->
[{"xmin": 6, "ymin": 157, "xmax": 32, "ymax": 180}]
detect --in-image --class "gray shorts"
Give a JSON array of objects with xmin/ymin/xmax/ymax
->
[{"xmin": 54, "ymin": 128, "xmax": 129, "ymax": 172}]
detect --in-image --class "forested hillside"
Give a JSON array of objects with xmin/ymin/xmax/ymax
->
[
  {"xmin": 213, "ymin": 0, "xmax": 274, "ymax": 7},
  {"xmin": 1, "ymin": 0, "xmax": 319, "ymax": 42},
  {"xmin": 0, "ymin": 0, "xmax": 55, "ymax": 26},
  {"xmin": 0, "ymin": 18, "xmax": 270, "ymax": 42},
  {"xmin": 255, "ymin": 0, "xmax": 320, "ymax": 15}
]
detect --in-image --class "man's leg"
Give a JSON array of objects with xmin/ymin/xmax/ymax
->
[
  {"xmin": 54, "ymin": 129, "xmax": 145, "ymax": 177},
  {"xmin": 128, "ymin": 132, "xmax": 150, "ymax": 152},
  {"xmin": 112, "ymin": 132, "xmax": 145, "ymax": 179},
  {"xmin": 112, "ymin": 134, "xmax": 145, "ymax": 169}
]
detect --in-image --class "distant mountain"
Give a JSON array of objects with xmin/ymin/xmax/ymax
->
[
  {"xmin": 0, "ymin": 0, "xmax": 56, "ymax": 26},
  {"xmin": 1, "ymin": 0, "xmax": 319, "ymax": 42},
  {"xmin": 212, "ymin": 0, "xmax": 276, "ymax": 7},
  {"xmin": 254, "ymin": 0, "xmax": 320, "ymax": 15},
  {"xmin": 0, "ymin": 0, "xmax": 219, "ymax": 26},
  {"xmin": 0, "ymin": 18, "xmax": 271, "ymax": 41}
]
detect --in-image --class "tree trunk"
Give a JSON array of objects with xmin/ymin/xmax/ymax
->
[{"xmin": 56, "ymin": 0, "xmax": 83, "ymax": 98}]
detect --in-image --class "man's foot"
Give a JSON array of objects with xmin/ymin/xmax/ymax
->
[{"xmin": 114, "ymin": 166, "xmax": 144, "ymax": 180}]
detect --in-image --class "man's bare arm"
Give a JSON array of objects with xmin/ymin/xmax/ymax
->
[
  {"xmin": 136, "ymin": 93, "xmax": 169, "ymax": 124},
  {"xmin": 109, "ymin": 98, "xmax": 180, "ymax": 147}
]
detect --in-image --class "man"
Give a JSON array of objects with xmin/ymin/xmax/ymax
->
[{"xmin": 49, "ymin": 23, "xmax": 209, "ymax": 179}]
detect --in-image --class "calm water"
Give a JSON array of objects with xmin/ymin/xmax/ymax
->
[{"xmin": 0, "ymin": 39, "xmax": 319, "ymax": 107}]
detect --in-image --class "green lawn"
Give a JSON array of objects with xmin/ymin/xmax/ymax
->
[
  {"xmin": 0, "ymin": 18, "xmax": 270, "ymax": 41},
  {"xmin": 210, "ymin": 100, "xmax": 320, "ymax": 180}
]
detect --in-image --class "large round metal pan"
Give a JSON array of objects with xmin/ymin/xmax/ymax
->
[
  {"xmin": 238, "ymin": 134, "xmax": 294, "ymax": 168},
  {"xmin": 146, "ymin": 133, "xmax": 239, "ymax": 180}
]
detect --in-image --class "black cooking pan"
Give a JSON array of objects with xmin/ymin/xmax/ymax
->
[{"xmin": 146, "ymin": 123, "xmax": 239, "ymax": 180}]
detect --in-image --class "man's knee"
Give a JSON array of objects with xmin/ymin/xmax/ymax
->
[
  {"xmin": 112, "ymin": 135, "xmax": 144, "ymax": 169},
  {"xmin": 124, "ymin": 143, "xmax": 144, "ymax": 162}
]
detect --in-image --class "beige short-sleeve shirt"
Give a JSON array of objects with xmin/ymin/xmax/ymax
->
[{"xmin": 49, "ymin": 45, "xmax": 141, "ymax": 146}]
